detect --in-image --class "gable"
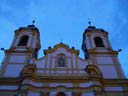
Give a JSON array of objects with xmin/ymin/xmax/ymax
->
[
  {"xmin": 44, "ymin": 43, "xmax": 79, "ymax": 55},
  {"xmin": 34, "ymin": 43, "xmax": 88, "ymax": 76}
]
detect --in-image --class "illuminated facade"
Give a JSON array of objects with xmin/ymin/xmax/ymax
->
[{"xmin": 0, "ymin": 25, "xmax": 128, "ymax": 96}]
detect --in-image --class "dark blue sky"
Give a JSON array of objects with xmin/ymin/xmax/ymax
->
[{"xmin": 0, "ymin": 0, "xmax": 128, "ymax": 77}]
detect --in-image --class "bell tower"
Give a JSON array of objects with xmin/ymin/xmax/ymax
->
[
  {"xmin": 0, "ymin": 24, "xmax": 41, "ymax": 77},
  {"xmin": 82, "ymin": 25, "xmax": 125, "ymax": 78}
]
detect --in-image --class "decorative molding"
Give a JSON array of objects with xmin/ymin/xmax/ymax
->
[{"xmin": 44, "ymin": 43, "xmax": 79, "ymax": 55}]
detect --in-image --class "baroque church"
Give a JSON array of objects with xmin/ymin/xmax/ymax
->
[{"xmin": 0, "ymin": 24, "xmax": 128, "ymax": 96}]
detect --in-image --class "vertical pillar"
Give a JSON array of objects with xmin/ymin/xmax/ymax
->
[{"xmin": 86, "ymin": 65, "xmax": 104, "ymax": 96}]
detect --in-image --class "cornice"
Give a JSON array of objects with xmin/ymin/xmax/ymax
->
[
  {"xmin": 87, "ymin": 48, "xmax": 118, "ymax": 55},
  {"xmin": 0, "ymin": 78, "xmax": 20, "ymax": 85},
  {"xmin": 4, "ymin": 50, "xmax": 34, "ymax": 53}
]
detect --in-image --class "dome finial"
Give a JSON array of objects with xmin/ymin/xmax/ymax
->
[
  {"xmin": 88, "ymin": 19, "xmax": 91, "ymax": 26},
  {"xmin": 32, "ymin": 18, "xmax": 36, "ymax": 25},
  {"xmin": 32, "ymin": 20, "xmax": 35, "ymax": 25}
]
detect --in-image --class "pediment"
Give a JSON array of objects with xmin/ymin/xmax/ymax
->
[
  {"xmin": 44, "ymin": 43, "xmax": 79, "ymax": 56},
  {"xmin": 34, "ymin": 43, "xmax": 88, "ymax": 76}
]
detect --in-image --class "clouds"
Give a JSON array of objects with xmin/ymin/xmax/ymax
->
[
  {"xmin": 113, "ymin": 0, "xmax": 128, "ymax": 77},
  {"xmin": 0, "ymin": 0, "xmax": 29, "ymax": 26}
]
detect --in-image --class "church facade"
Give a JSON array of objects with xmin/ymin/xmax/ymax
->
[{"xmin": 0, "ymin": 25, "xmax": 128, "ymax": 96}]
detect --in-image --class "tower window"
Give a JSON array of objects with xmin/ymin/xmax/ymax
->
[
  {"xmin": 56, "ymin": 92, "xmax": 66, "ymax": 96},
  {"xmin": 94, "ymin": 37, "xmax": 104, "ymax": 47},
  {"xmin": 57, "ymin": 54, "xmax": 65, "ymax": 67},
  {"xmin": 18, "ymin": 35, "xmax": 29, "ymax": 46}
]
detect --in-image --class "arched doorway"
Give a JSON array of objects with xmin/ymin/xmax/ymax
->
[{"xmin": 56, "ymin": 92, "xmax": 66, "ymax": 96}]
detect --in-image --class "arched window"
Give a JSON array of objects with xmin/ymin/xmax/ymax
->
[
  {"xmin": 18, "ymin": 35, "xmax": 29, "ymax": 46},
  {"xmin": 56, "ymin": 92, "xmax": 66, "ymax": 96},
  {"xmin": 94, "ymin": 37, "xmax": 104, "ymax": 47},
  {"xmin": 57, "ymin": 54, "xmax": 65, "ymax": 67}
]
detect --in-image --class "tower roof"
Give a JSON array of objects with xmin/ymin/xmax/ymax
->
[
  {"xmin": 83, "ymin": 26, "xmax": 108, "ymax": 38},
  {"xmin": 18, "ymin": 24, "xmax": 39, "ymax": 31},
  {"xmin": 84, "ymin": 26, "xmax": 105, "ymax": 32}
]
